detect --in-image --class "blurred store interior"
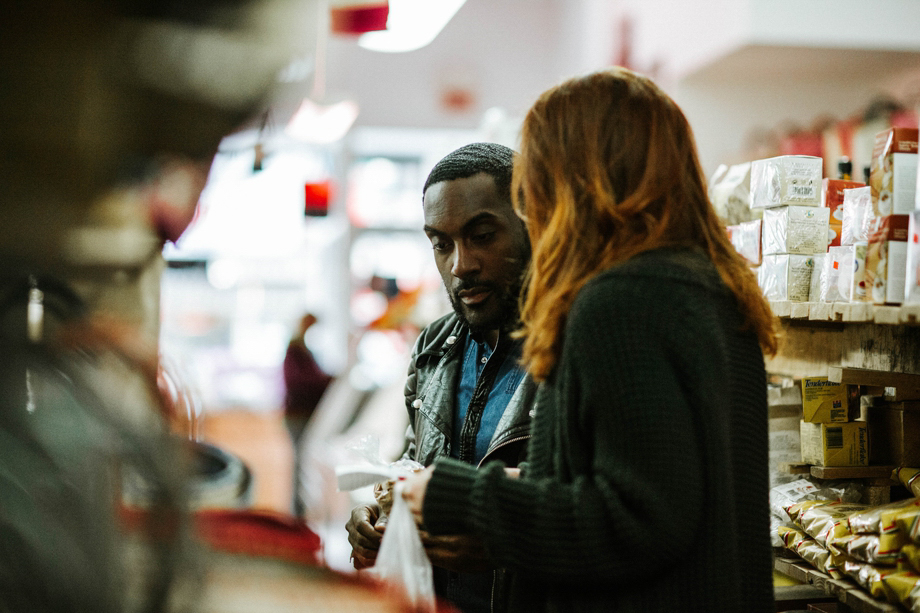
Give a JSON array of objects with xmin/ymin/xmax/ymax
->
[
  {"xmin": 3, "ymin": 0, "xmax": 920, "ymax": 602},
  {"xmin": 166, "ymin": 0, "xmax": 920, "ymax": 571}
]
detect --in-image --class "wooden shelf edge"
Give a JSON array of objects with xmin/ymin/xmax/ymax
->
[
  {"xmin": 774, "ymin": 556, "xmax": 903, "ymax": 613},
  {"xmin": 771, "ymin": 300, "xmax": 920, "ymax": 326}
]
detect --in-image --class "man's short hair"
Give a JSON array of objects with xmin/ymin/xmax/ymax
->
[{"xmin": 423, "ymin": 142, "xmax": 514, "ymax": 202}]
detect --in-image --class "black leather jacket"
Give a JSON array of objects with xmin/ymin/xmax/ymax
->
[
  {"xmin": 401, "ymin": 312, "xmax": 536, "ymax": 469},
  {"xmin": 401, "ymin": 311, "xmax": 536, "ymax": 613}
]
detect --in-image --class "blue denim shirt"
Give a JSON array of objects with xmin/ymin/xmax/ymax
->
[
  {"xmin": 452, "ymin": 332, "xmax": 525, "ymax": 464},
  {"xmin": 437, "ymin": 331, "xmax": 525, "ymax": 612}
]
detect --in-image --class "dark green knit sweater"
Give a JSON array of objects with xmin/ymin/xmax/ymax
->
[{"xmin": 422, "ymin": 247, "xmax": 774, "ymax": 612}]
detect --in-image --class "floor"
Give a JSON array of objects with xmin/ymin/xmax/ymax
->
[
  {"xmin": 198, "ymin": 408, "xmax": 356, "ymax": 572},
  {"xmin": 200, "ymin": 409, "xmax": 294, "ymax": 514}
]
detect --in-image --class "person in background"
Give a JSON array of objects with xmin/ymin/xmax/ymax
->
[
  {"xmin": 401, "ymin": 68, "xmax": 779, "ymax": 612},
  {"xmin": 346, "ymin": 143, "xmax": 536, "ymax": 613},
  {"xmin": 284, "ymin": 313, "xmax": 333, "ymax": 517}
]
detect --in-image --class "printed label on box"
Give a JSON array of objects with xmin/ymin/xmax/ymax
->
[
  {"xmin": 801, "ymin": 377, "xmax": 849, "ymax": 423},
  {"xmin": 800, "ymin": 420, "xmax": 869, "ymax": 467},
  {"xmin": 871, "ymin": 127, "xmax": 919, "ymax": 216}
]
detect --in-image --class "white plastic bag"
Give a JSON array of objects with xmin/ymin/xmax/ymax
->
[
  {"xmin": 373, "ymin": 482, "xmax": 435, "ymax": 612},
  {"xmin": 335, "ymin": 434, "xmax": 424, "ymax": 490}
]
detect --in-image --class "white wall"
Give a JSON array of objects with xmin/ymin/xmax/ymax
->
[
  {"xmin": 323, "ymin": 0, "xmax": 920, "ymax": 175},
  {"xmin": 326, "ymin": 0, "xmax": 575, "ymax": 130}
]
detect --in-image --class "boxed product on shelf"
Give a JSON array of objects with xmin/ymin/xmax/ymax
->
[
  {"xmin": 865, "ymin": 214, "xmax": 909, "ymax": 305},
  {"xmin": 822, "ymin": 178, "xmax": 865, "ymax": 248},
  {"xmin": 709, "ymin": 162, "xmax": 754, "ymax": 225},
  {"xmin": 800, "ymin": 376, "xmax": 858, "ymax": 423},
  {"xmin": 758, "ymin": 253, "xmax": 814, "ymax": 302},
  {"xmin": 800, "ymin": 420, "xmax": 869, "ymax": 467},
  {"xmin": 904, "ymin": 211, "xmax": 920, "ymax": 306},
  {"xmin": 841, "ymin": 186, "xmax": 873, "ymax": 246},
  {"xmin": 762, "ymin": 205, "xmax": 830, "ymax": 255},
  {"xmin": 726, "ymin": 218, "xmax": 761, "ymax": 265},
  {"xmin": 809, "ymin": 253, "xmax": 826, "ymax": 302},
  {"xmin": 821, "ymin": 247, "xmax": 846, "ymax": 303},
  {"xmin": 836, "ymin": 242, "xmax": 869, "ymax": 302},
  {"xmin": 750, "ymin": 155, "xmax": 823, "ymax": 209},
  {"xmin": 867, "ymin": 401, "xmax": 920, "ymax": 467},
  {"xmin": 870, "ymin": 127, "xmax": 919, "ymax": 216}
]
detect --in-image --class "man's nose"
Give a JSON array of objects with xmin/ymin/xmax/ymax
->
[{"xmin": 451, "ymin": 244, "xmax": 480, "ymax": 278}]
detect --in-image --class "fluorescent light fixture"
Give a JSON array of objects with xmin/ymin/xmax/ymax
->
[
  {"xmin": 286, "ymin": 98, "xmax": 360, "ymax": 144},
  {"xmin": 358, "ymin": 0, "xmax": 466, "ymax": 53}
]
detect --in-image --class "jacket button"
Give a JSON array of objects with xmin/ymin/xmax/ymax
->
[
  {"xmin": 446, "ymin": 335, "xmax": 457, "ymax": 344},
  {"xmin": 529, "ymin": 409, "xmax": 536, "ymax": 418},
  {"xmin": 412, "ymin": 399, "xmax": 422, "ymax": 408}
]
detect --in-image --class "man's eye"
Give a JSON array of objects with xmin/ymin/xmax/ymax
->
[
  {"xmin": 431, "ymin": 241, "xmax": 450, "ymax": 253},
  {"xmin": 471, "ymin": 231, "xmax": 495, "ymax": 244}
]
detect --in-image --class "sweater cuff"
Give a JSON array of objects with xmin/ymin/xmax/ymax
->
[{"xmin": 421, "ymin": 458, "xmax": 477, "ymax": 535}]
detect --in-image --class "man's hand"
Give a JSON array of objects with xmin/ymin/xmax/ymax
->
[
  {"xmin": 420, "ymin": 532, "xmax": 494, "ymax": 573},
  {"xmin": 345, "ymin": 504, "xmax": 384, "ymax": 570}
]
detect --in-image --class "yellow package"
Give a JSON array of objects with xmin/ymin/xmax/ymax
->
[
  {"xmin": 801, "ymin": 376, "xmax": 851, "ymax": 422},
  {"xmin": 842, "ymin": 559, "xmax": 901, "ymax": 601},
  {"xmin": 786, "ymin": 499, "xmax": 828, "ymax": 526},
  {"xmin": 778, "ymin": 525, "xmax": 843, "ymax": 578},
  {"xmin": 800, "ymin": 420, "xmax": 869, "ymax": 467},
  {"xmin": 895, "ymin": 467, "xmax": 920, "ymax": 498},
  {"xmin": 899, "ymin": 545, "xmax": 920, "ymax": 573},
  {"xmin": 846, "ymin": 498, "xmax": 920, "ymax": 562},
  {"xmin": 880, "ymin": 570, "xmax": 920, "ymax": 608},
  {"xmin": 777, "ymin": 525, "xmax": 809, "ymax": 550},
  {"xmin": 797, "ymin": 540, "xmax": 843, "ymax": 579},
  {"xmin": 850, "ymin": 498, "xmax": 920, "ymax": 534},
  {"xmin": 894, "ymin": 505, "xmax": 920, "ymax": 543},
  {"xmin": 799, "ymin": 501, "xmax": 869, "ymax": 547},
  {"xmin": 847, "ymin": 533, "xmax": 904, "ymax": 565}
]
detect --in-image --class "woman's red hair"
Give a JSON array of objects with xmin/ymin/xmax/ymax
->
[{"xmin": 513, "ymin": 68, "xmax": 777, "ymax": 381}]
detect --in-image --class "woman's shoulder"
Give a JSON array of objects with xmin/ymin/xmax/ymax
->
[
  {"xmin": 586, "ymin": 247, "xmax": 724, "ymax": 296},
  {"xmin": 570, "ymin": 247, "xmax": 728, "ymax": 326}
]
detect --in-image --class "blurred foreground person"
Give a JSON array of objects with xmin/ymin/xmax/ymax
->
[
  {"xmin": 403, "ymin": 68, "xmax": 778, "ymax": 612},
  {"xmin": 0, "ymin": 1, "xmax": 427, "ymax": 611}
]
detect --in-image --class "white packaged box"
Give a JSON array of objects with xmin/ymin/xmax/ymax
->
[
  {"xmin": 822, "ymin": 247, "xmax": 847, "ymax": 303},
  {"xmin": 822, "ymin": 178, "xmax": 865, "ymax": 248},
  {"xmin": 727, "ymin": 218, "xmax": 761, "ymax": 266},
  {"xmin": 870, "ymin": 127, "xmax": 918, "ymax": 216},
  {"xmin": 905, "ymin": 212, "xmax": 920, "ymax": 305},
  {"xmin": 759, "ymin": 254, "xmax": 814, "ymax": 302},
  {"xmin": 800, "ymin": 420, "xmax": 869, "ymax": 467},
  {"xmin": 762, "ymin": 205, "xmax": 830, "ymax": 255},
  {"xmin": 709, "ymin": 162, "xmax": 753, "ymax": 225},
  {"xmin": 841, "ymin": 186, "xmax": 872, "ymax": 246},
  {"xmin": 865, "ymin": 214, "xmax": 908, "ymax": 305},
  {"xmin": 808, "ymin": 253, "xmax": 827, "ymax": 303},
  {"xmin": 836, "ymin": 242, "xmax": 869, "ymax": 302},
  {"xmin": 750, "ymin": 155, "xmax": 823, "ymax": 209}
]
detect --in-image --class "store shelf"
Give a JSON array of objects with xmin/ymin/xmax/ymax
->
[
  {"xmin": 770, "ymin": 301, "xmax": 920, "ymax": 326},
  {"xmin": 781, "ymin": 464, "xmax": 896, "ymax": 481},
  {"xmin": 774, "ymin": 554, "xmax": 903, "ymax": 613},
  {"xmin": 766, "ymin": 302, "xmax": 920, "ymax": 379}
]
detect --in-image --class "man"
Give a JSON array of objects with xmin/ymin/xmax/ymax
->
[{"xmin": 346, "ymin": 142, "xmax": 536, "ymax": 613}]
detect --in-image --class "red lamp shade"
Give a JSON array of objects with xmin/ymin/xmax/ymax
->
[
  {"xmin": 330, "ymin": 1, "xmax": 389, "ymax": 35},
  {"xmin": 304, "ymin": 180, "xmax": 333, "ymax": 217}
]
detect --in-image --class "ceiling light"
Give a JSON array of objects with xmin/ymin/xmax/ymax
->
[
  {"xmin": 358, "ymin": 0, "xmax": 466, "ymax": 53},
  {"xmin": 286, "ymin": 98, "xmax": 359, "ymax": 144}
]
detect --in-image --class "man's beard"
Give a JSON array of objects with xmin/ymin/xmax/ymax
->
[{"xmin": 447, "ymin": 271, "xmax": 524, "ymax": 337}]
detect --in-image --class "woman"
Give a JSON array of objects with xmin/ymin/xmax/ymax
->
[{"xmin": 402, "ymin": 67, "xmax": 778, "ymax": 612}]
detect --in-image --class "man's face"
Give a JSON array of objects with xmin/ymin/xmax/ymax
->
[{"xmin": 423, "ymin": 172, "xmax": 530, "ymax": 336}]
